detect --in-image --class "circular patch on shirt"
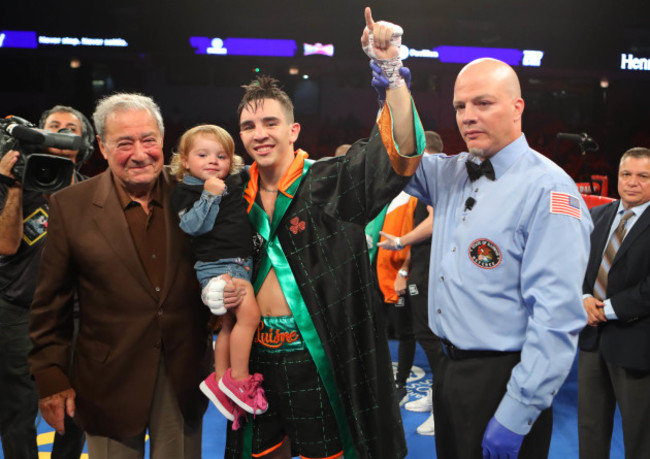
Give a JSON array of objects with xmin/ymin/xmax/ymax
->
[{"xmin": 468, "ymin": 239, "xmax": 502, "ymax": 269}]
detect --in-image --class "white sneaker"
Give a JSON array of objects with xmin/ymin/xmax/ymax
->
[
  {"xmin": 404, "ymin": 388, "xmax": 432, "ymax": 413},
  {"xmin": 416, "ymin": 413, "xmax": 435, "ymax": 436}
]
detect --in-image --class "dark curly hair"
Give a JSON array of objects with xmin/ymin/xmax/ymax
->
[{"xmin": 237, "ymin": 75, "xmax": 294, "ymax": 124}]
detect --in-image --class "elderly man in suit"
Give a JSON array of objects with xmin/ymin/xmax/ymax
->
[
  {"xmin": 28, "ymin": 93, "xmax": 212, "ymax": 458},
  {"xmin": 578, "ymin": 146, "xmax": 650, "ymax": 459}
]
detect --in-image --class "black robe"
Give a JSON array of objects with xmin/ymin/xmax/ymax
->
[{"xmin": 226, "ymin": 110, "xmax": 423, "ymax": 458}]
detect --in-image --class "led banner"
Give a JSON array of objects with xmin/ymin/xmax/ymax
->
[
  {"xmin": 189, "ymin": 35, "xmax": 541, "ymax": 66},
  {"xmin": 400, "ymin": 45, "xmax": 544, "ymax": 67},
  {"xmin": 3, "ymin": 29, "xmax": 542, "ymax": 67},
  {"xmin": 190, "ymin": 36, "xmax": 337, "ymax": 57},
  {"xmin": 39, "ymin": 36, "xmax": 128, "ymax": 47},
  {"xmin": 0, "ymin": 31, "xmax": 38, "ymax": 48},
  {"xmin": 0, "ymin": 30, "xmax": 128, "ymax": 49},
  {"xmin": 303, "ymin": 43, "xmax": 334, "ymax": 57},
  {"xmin": 190, "ymin": 37, "xmax": 299, "ymax": 57},
  {"xmin": 620, "ymin": 53, "xmax": 650, "ymax": 71}
]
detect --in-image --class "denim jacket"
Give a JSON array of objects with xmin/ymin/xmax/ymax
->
[{"xmin": 178, "ymin": 175, "xmax": 226, "ymax": 236}]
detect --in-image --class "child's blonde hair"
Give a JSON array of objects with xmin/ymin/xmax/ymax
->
[{"xmin": 170, "ymin": 124, "xmax": 244, "ymax": 180}]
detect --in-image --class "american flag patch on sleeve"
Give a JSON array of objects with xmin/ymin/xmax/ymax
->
[{"xmin": 550, "ymin": 191, "xmax": 582, "ymax": 219}]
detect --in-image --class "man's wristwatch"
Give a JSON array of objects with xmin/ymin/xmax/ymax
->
[
  {"xmin": 398, "ymin": 269, "xmax": 409, "ymax": 278},
  {"xmin": 395, "ymin": 237, "xmax": 404, "ymax": 250}
]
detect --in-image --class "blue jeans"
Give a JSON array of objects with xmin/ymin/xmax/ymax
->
[
  {"xmin": 195, "ymin": 257, "xmax": 253, "ymax": 288},
  {"xmin": 0, "ymin": 298, "xmax": 39, "ymax": 459}
]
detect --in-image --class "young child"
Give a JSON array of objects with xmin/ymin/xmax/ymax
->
[{"xmin": 170, "ymin": 125, "xmax": 267, "ymax": 429}]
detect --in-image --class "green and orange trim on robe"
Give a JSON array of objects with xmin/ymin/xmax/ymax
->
[
  {"xmin": 252, "ymin": 441, "xmax": 343, "ymax": 459},
  {"xmin": 377, "ymin": 98, "xmax": 426, "ymax": 176},
  {"xmin": 243, "ymin": 149, "xmax": 309, "ymax": 214}
]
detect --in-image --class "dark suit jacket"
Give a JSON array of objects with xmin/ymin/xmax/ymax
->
[
  {"xmin": 579, "ymin": 200, "xmax": 650, "ymax": 371},
  {"xmin": 29, "ymin": 168, "xmax": 212, "ymax": 437}
]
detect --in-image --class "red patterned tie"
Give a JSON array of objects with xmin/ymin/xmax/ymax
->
[{"xmin": 593, "ymin": 211, "xmax": 634, "ymax": 301}]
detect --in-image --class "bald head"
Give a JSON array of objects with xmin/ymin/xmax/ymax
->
[
  {"xmin": 457, "ymin": 58, "xmax": 521, "ymax": 99},
  {"xmin": 453, "ymin": 58, "xmax": 525, "ymax": 158}
]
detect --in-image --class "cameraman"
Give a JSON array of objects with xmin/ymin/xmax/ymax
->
[{"xmin": 0, "ymin": 105, "xmax": 92, "ymax": 459}]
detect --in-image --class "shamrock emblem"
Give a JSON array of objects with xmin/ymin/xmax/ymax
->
[{"xmin": 289, "ymin": 216, "xmax": 306, "ymax": 234}]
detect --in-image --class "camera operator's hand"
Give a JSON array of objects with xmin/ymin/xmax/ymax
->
[
  {"xmin": 0, "ymin": 150, "xmax": 21, "ymax": 187},
  {"xmin": 0, "ymin": 150, "xmax": 19, "ymax": 177}
]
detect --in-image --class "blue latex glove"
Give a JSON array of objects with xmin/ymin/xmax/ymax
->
[
  {"xmin": 481, "ymin": 417, "xmax": 524, "ymax": 459},
  {"xmin": 370, "ymin": 60, "xmax": 411, "ymax": 107}
]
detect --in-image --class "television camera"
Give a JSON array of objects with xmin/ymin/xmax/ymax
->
[{"xmin": 0, "ymin": 115, "xmax": 83, "ymax": 192}]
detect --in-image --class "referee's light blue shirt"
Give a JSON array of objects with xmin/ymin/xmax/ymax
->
[{"xmin": 405, "ymin": 134, "xmax": 593, "ymax": 435}]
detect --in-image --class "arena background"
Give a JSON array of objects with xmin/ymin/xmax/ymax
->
[{"xmin": 1, "ymin": 0, "xmax": 649, "ymax": 191}]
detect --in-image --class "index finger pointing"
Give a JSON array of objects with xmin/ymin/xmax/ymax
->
[{"xmin": 364, "ymin": 6, "xmax": 374, "ymax": 29}]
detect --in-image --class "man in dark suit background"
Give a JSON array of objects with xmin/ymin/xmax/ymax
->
[
  {"xmin": 28, "ymin": 93, "xmax": 212, "ymax": 458},
  {"xmin": 578, "ymin": 146, "xmax": 650, "ymax": 459}
]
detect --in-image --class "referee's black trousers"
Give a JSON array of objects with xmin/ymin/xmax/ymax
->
[{"xmin": 433, "ymin": 349, "xmax": 552, "ymax": 458}]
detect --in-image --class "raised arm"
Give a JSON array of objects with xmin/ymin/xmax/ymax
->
[{"xmin": 361, "ymin": 7, "xmax": 415, "ymax": 156}]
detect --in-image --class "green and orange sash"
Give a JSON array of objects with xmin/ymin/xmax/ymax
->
[{"xmin": 241, "ymin": 150, "xmax": 357, "ymax": 459}]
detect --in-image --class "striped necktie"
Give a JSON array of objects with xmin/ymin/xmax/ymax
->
[{"xmin": 593, "ymin": 211, "xmax": 634, "ymax": 301}]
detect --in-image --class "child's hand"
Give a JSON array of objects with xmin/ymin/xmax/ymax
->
[{"xmin": 204, "ymin": 177, "xmax": 226, "ymax": 196}]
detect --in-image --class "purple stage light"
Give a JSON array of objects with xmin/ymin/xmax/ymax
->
[
  {"xmin": 189, "ymin": 36, "xmax": 297, "ymax": 57},
  {"xmin": 436, "ymin": 46, "xmax": 523, "ymax": 66},
  {"xmin": 0, "ymin": 31, "xmax": 38, "ymax": 49}
]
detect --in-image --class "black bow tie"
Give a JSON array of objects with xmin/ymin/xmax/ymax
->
[{"xmin": 465, "ymin": 159, "xmax": 495, "ymax": 181}]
